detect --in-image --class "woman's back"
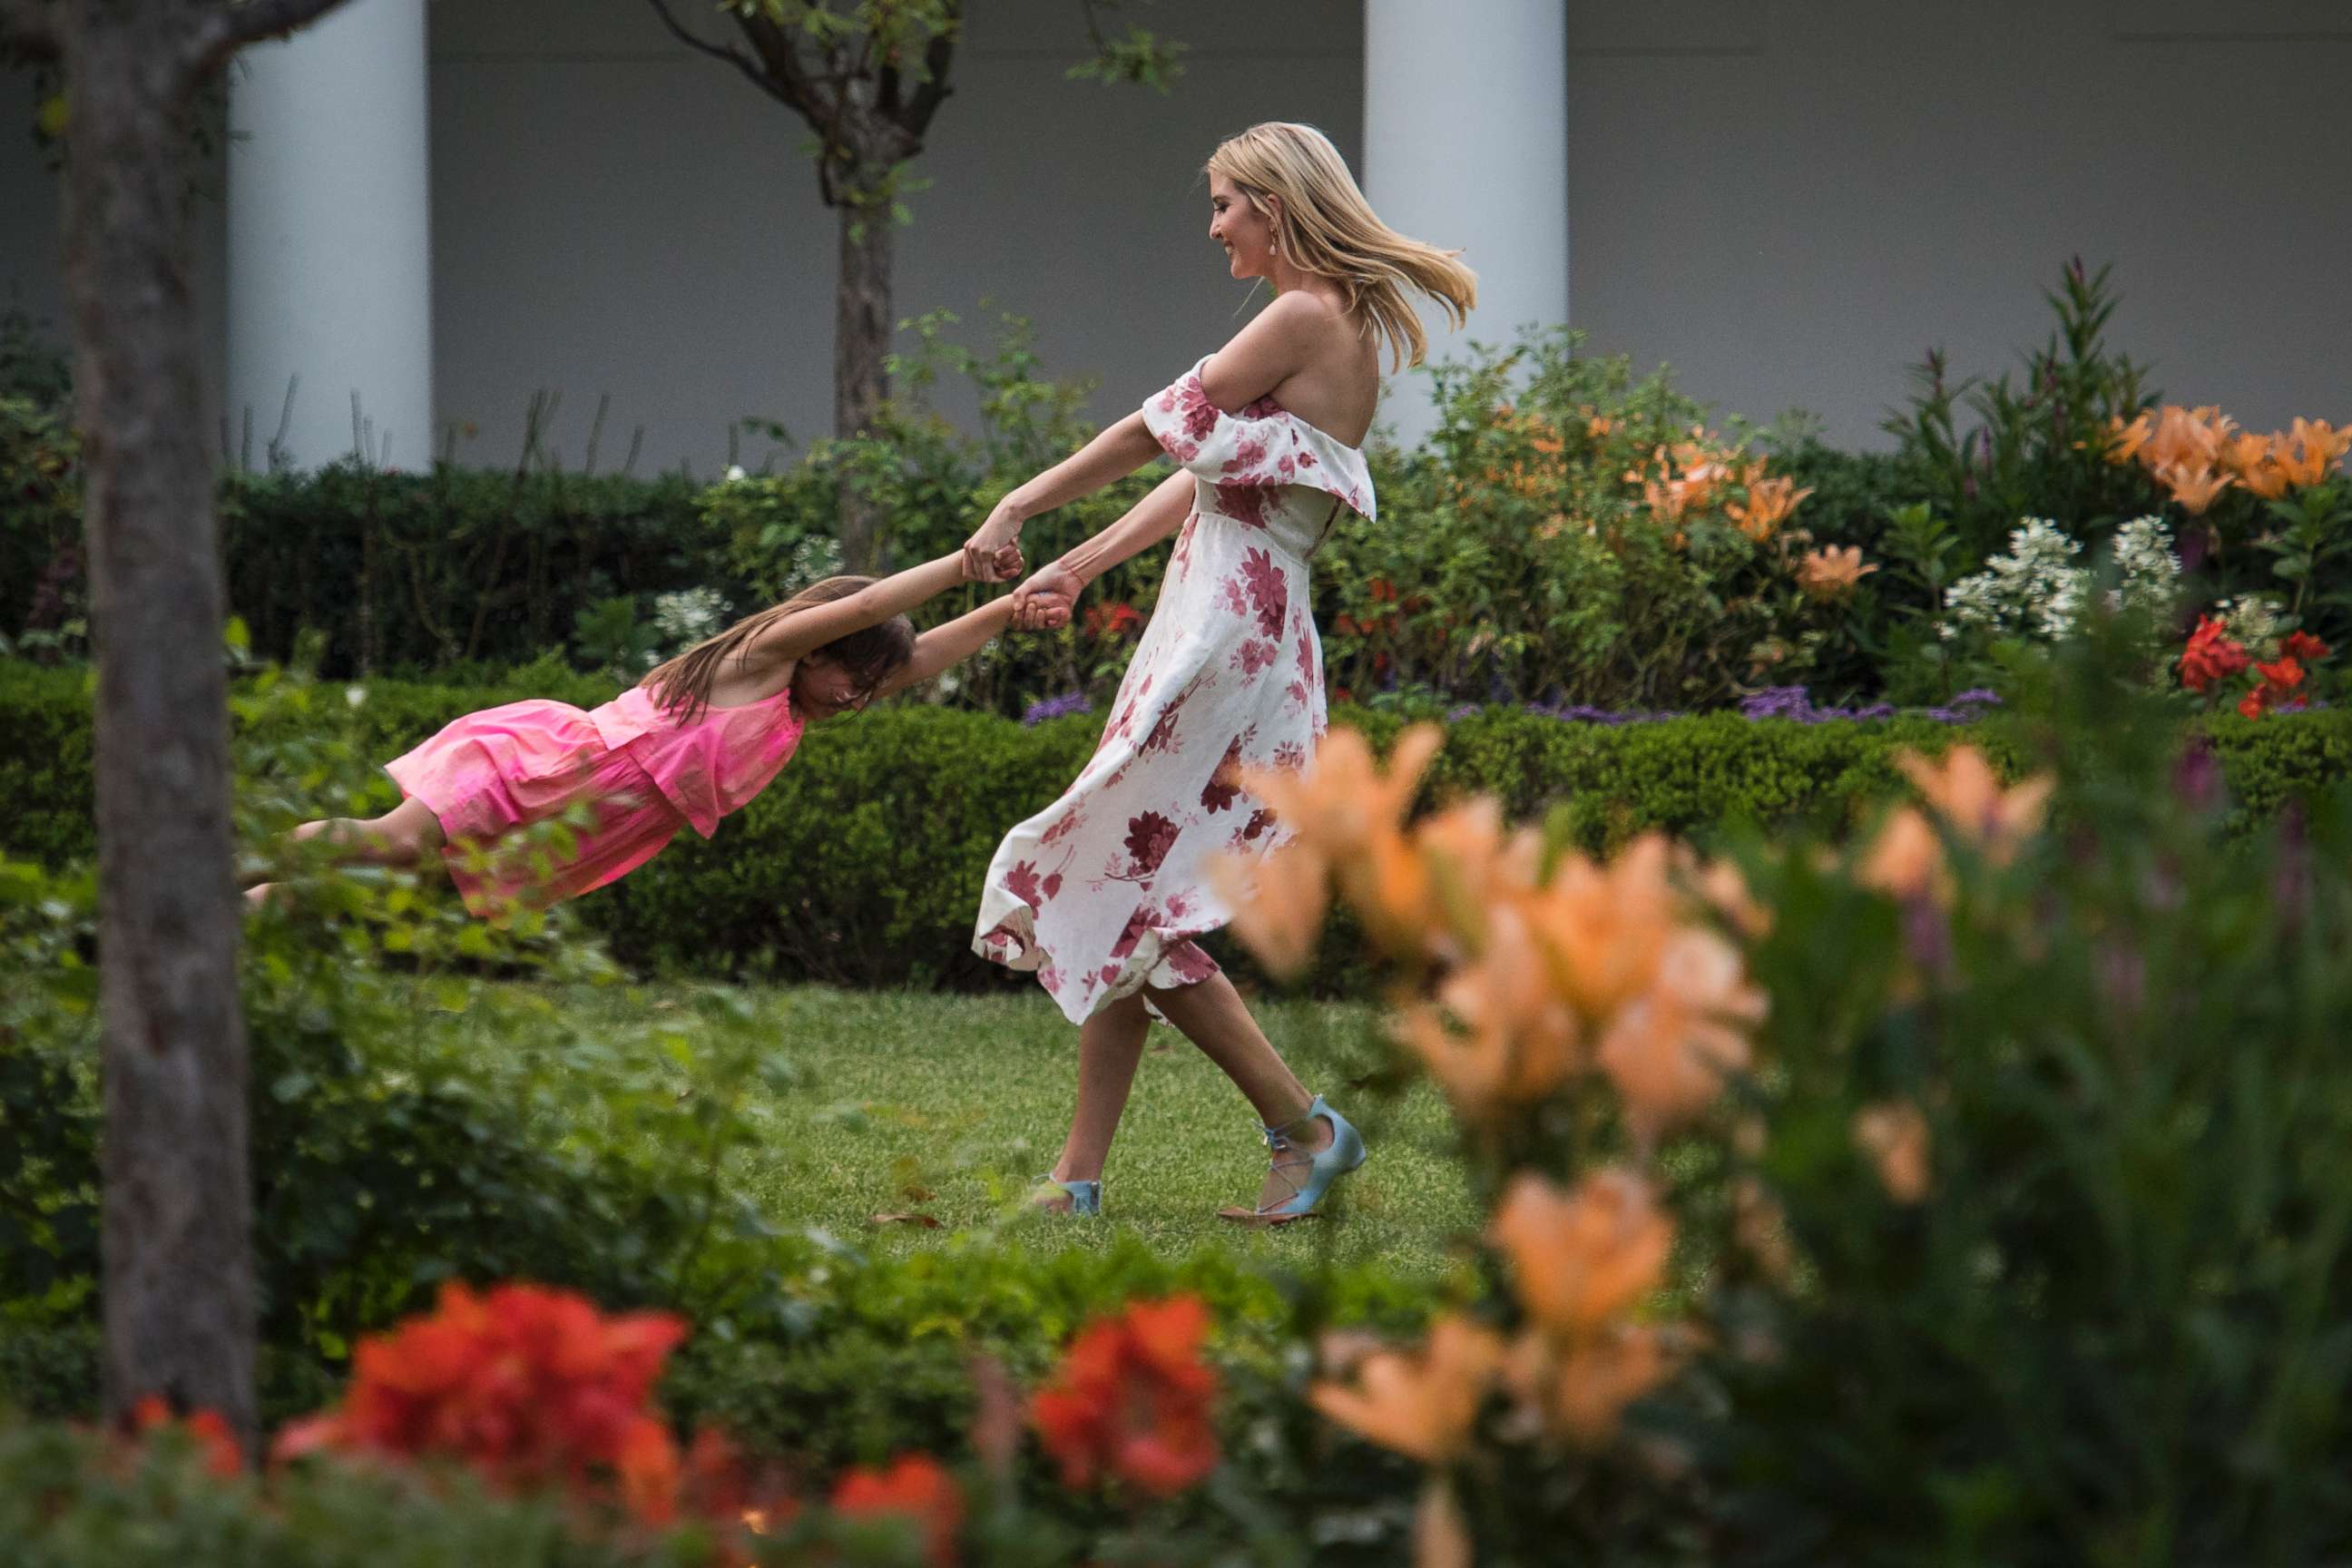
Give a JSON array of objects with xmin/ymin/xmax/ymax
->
[{"xmin": 1263, "ymin": 294, "xmax": 1383, "ymax": 446}]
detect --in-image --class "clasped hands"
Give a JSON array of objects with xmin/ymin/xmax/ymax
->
[{"xmin": 965, "ymin": 504, "xmax": 1082, "ymax": 632}]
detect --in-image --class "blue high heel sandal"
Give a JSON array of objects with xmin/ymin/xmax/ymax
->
[
  {"xmin": 1034, "ymin": 1174, "xmax": 1102, "ymax": 1216},
  {"xmin": 1220, "ymin": 1094, "xmax": 1367, "ymax": 1225}
]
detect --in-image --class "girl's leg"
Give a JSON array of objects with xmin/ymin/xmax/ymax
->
[
  {"xmin": 1142, "ymin": 973, "xmax": 1338, "ymax": 1215},
  {"xmin": 245, "ymin": 797, "xmax": 446, "ymax": 903},
  {"xmin": 1048, "ymin": 989, "xmax": 1153, "ymax": 1193}
]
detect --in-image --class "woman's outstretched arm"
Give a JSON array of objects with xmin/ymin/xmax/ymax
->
[
  {"xmin": 1008, "ymin": 469, "xmax": 1196, "ymax": 623},
  {"xmin": 961, "ymin": 414, "xmax": 1161, "ymax": 579}
]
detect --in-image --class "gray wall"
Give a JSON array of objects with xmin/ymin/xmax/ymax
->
[
  {"xmin": 1568, "ymin": 0, "xmax": 2352, "ymax": 447},
  {"xmin": 3, "ymin": 0, "xmax": 2346, "ymax": 474},
  {"xmin": 427, "ymin": 0, "xmax": 1362, "ymax": 474}
]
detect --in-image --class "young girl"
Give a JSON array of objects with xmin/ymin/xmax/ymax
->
[{"xmin": 247, "ymin": 545, "xmax": 1056, "ymax": 916}]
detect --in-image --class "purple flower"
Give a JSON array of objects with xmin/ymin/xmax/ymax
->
[{"xmin": 1022, "ymin": 691, "xmax": 1094, "ymax": 727}]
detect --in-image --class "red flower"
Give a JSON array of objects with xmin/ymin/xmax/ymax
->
[
  {"xmin": 2256, "ymin": 655, "xmax": 2306, "ymax": 693},
  {"xmin": 2281, "ymin": 630, "xmax": 2331, "ymax": 665},
  {"xmin": 832, "ymin": 1454, "xmax": 965, "ymax": 1568},
  {"xmin": 2179, "ymin": 615, "xmax": 2249, "ymax": 693},
  {"xmin": 1028, "ymin": 1295, "xmax": 1220, "ymax": 1498},
  {"xmin": 273, "ymin": 1282, "xmax": 690, "ymax": 1521},
  {"xmin": 1083, "ymin": 602, "xmax": 1144, "ymax": 640},
  {"xmin": 2239, "ymin": 687, "xmax": 2270, "ymax": 720},
  {"xmin": 132, "ymin": 1396, "xmax": 243, "ymax": 1479}
]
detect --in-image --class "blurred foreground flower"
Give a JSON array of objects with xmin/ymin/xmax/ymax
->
[{"xmin": 1028, "ymin": 1294, "xmax": 1220, "ymax": 1497}]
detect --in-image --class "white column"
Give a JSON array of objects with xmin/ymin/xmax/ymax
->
[
  {"xmin": 226, "ymin": 0, "xmax": 431, "ymax": 472},
  {"xmin": 1363, "ymin": 0, "xmax": 1568, "ymax": 444}
]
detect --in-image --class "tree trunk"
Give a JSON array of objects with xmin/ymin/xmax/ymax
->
[
  {"xmin": 834, "ymin": 197, "xmax": 892, "ymax": 570},
  {"xmin": 62, "ymin": 5, "xmax": 258, "ymax": 1446}
]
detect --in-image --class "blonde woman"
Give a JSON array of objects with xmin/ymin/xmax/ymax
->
[{"xmin": 964, "ymin": 122, "xmax": 1475, "ymax": 1222}]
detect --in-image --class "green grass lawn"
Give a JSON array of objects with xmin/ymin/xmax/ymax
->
[{"xmin": 544, "ymin": 984, "xmax": 1480, "ymax": 1273}]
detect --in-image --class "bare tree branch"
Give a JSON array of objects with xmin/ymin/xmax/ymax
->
[
  {"xmin": 188, "ymin": 0, "xmax": 356, "ymax": 74},
  {"xmin": 734, "ymin": 10, "xmax": 837, "ymax": 129},
  {"xmin": 642, "ymin": 0, "xmax": 801, "ymax": 114},
  {"xmin": 897, "ymin": 31, "xmax": 955, "ymax": 137},
  {"xmin": 0, "ymin": 0, "xmax": 59, "ymax": 61}
]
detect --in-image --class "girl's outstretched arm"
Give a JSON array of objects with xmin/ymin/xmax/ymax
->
[
  {"xmin": 744, "ymin": 547, "xmax": 1014, "ymax": 666},
  {"xmin": 870, "ymin": 590, "xmax": 1067, "ymax": 701}
]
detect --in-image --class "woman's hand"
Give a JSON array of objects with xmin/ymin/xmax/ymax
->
[
  {"xmin": 1011, "ymin": 562, "xmax": 1084, "ymax": 631},
  {"xmin": 962, "ymin": 495, "xmax": 1026, "ymax": 582},
  {"xmin": 965, "ymin": 542, "xmax": 1024, "ymax": 583}
]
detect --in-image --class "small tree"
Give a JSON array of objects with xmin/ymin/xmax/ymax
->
[
  {"xmin": 0, "ymin": 0, "xmax": 358, "ymax": 1452},
  {"xmin": 640, "ymin": 0, "xmax": 1181, "ymax": 565}
]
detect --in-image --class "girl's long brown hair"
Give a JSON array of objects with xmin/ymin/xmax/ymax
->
[
  {"xmin": 641, "ymin": 575, "xmax": 916, "ymax": 722},
  {"xmin": 1206, "ymin": 121, "xmax": 1478, "ymax": 370}
]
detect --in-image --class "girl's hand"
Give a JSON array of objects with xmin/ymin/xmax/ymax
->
[
  {"xmin": 965, "ymin": 542, "xmax": 1024, "ymax": 583},
  {"xmin": 962, "ymin": 496, "xmax": 1025, "ymax": 582},
  {"xmin": 1011, "ymin": 563, "xmax": 1083, "ymax": 631}
]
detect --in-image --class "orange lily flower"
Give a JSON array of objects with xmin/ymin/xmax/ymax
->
[
  {"xmin": 1489, "ymin": 1169, "xmax": 1672, "ymax": 1338},
  {"xmin": 1797, "ymin": 544, "xmax": 1878, "ymax": 600},
  {"xmin": 1397, "ymin": 906, "xmax": 1583, "ymax": 1119},
  {"xmin": 1308, "ymin": 1315, "xmax": 1504, "ymax": 1465},
  {"xmin": 2105, "ymin": 411, "xmax": 2152, "ymax": 465},
  {"xmin": 1728, "ymin": 475, "xmax": 1814, "ymax": 542},
  {"xmin": 1502, "ymin": 1324, "xmax": 1675, "ymax": 1450},
  {"xmin": 1895, "ymin": 746, "xmax": 2053, "ymax": 864},
  {"xmin": 2156, "ymin": 461, "xmax": 2233, "ymax": 514},
  {"xmin": 1412, "ymin": 796, "xmax": 1544, "ymax": 955},
  {"xmin": 1858, "ymin": 807, "xmax": 1945, "ymax": 901},
  {"xmin": 1206, "ymin": 844, "xmax": 1330, "ymax": 979},
  {"xmin": 1853, "ymin": 1100, "xmax": 1931, "ymax": 1202},
  {"xmin": 1240, "ymin": 724, "xmax": 1443, "ymax": 867},
  {"xmin": 1594, "ymin": 927, "xmax": 1765, "ymax": 1139},
  {"xmin": 1524, "ymin": 835, "xmax": 1678, "ymax": 1022}
]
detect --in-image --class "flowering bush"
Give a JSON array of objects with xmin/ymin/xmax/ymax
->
[
  {"xmin": 1325, "ymin": 328, "xmax": 1871, "ymax": 710},
  {"xmin": 1191, "ymin": 624, "xmax": 2352, "ymax": 1562}
]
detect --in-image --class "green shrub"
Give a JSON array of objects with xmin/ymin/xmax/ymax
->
[
  {"xmin": 1680, "ymin": 642, "xmax": 2352, "ymax": 1563},
  {"xmin": 10, "ymin": 660, "xmax": 2352, "ymax": 988},
  {"xmin": 0, "ymin": 1415, "xmax": 720, "ymax": 1567}
]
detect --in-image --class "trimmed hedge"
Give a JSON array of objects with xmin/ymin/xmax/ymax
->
[
  {"xmin": 215, "ymin": 467, "xmax": 730, "ymax": 677},
  {"xmin": 5, "ymin": 661, "xmax": 2347, "ymax": 985}
]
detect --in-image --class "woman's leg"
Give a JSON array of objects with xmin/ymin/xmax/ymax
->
[
  {"xmin": 244, "ymin": 796, "xmax": 446, "ymax": 904},
  {"xmin": 1144, "ymin": 972, "xmax": 1340, "ymax": 1215},
  {"xmin": 1048, "ymin": 989, "xmax": 1153, "ymax": 1191}
]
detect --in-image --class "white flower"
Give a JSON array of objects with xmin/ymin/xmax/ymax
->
[
  {"xmin": 2206, "ymin": 592, "xmax": 2289, "ymax": 658},
  {"xmin": 723, "ymin": 465, "xmax": 750, "ymax": 484},
  {"xmin": 650, "ymin": 587, "xmax": 732, "ymax": 653},
  {"xmin": 782, "ymin": 535, "xmax": 846, "ymax": 595},
  {"xmin": 344, "ymin": 684, "xmax": 368, "ymax": 710},
  {"xmin": 2109, "ymin": 515, "xmax": 2181, "ymax": 622},
  {"xmin": 1944, "ymin": 517, "xmax": 2089, "ymax": 645}
]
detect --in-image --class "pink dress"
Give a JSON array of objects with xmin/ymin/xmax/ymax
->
[
  {"xmin": 972, "ymin": 357, "xmax": 1376, "ymax": 1024},
  {"xmin": 385, "ymin": 682, "xmax": 804, "ymax": 918}
]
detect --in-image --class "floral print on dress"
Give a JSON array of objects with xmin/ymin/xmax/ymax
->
[{"xmin": 971, "ymin": 355, "xmax": 1377, "ymax": 1024}]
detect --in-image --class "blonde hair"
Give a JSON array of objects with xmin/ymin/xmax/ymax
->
[
  {"xmin": 1205, "ymin": 121, "xmax": 1477, "ymax": 370},
  {"xmin": 641, "ymin": 575, "xmax": 915, "ymax": 723}
]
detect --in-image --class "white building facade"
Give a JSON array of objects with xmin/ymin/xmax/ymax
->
[{"xmin": 2, "ymin": 0, "xmax": 2346, "ymax": 475}]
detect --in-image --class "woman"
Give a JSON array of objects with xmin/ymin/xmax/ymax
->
[{"xmin": 965, "ymin": 122, "xmax": 1475, "ymax": 1222}]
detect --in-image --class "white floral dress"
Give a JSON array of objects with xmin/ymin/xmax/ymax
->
[{"xmin": 973, "ymin": 357, "xmax": 1377, "ymax": 1024}]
